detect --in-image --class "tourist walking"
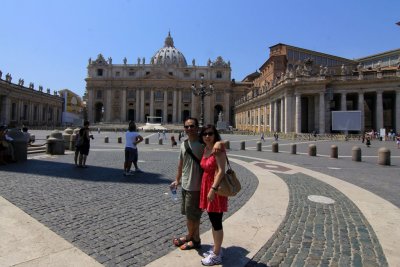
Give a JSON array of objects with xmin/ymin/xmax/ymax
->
[
  {"xmin": 124, "ymin": 121, "xmax": 144, "ymax": 176},
  {"xmin": 78, "ymin": 120, "xmax": 94, "ymax": 168}
]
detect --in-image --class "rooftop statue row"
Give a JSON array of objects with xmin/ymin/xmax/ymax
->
[{"xmin": 0, "ymin": 69, "xmax": 59, "ymax": 96}]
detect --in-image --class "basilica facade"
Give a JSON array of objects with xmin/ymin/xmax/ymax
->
[{"xmin": 85, "ymin": 32, "xmax": 246, "ymax": 126}]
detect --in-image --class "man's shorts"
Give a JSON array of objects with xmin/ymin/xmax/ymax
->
[
  {"xmin": 125, "ymin": 147, "xmax": 138, "ymax": 162},
  {"xmin": 181, "ymin": 189, "xmax": 202, "ymax": 221}
]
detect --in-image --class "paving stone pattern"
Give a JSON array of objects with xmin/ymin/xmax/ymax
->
[
  {"xmin": 246, "ymin": 173, "xmax": 388, "ymax": 267},
  {"xmin": 0, "ymin": 148, "xmax": 257, "ymax": 267}
]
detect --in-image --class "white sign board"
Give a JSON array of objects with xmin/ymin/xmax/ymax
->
[{"xmin": 331, "ymin": 111, "xmax": 361, "ymax": 131}]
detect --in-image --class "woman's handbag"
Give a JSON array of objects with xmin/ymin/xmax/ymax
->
[{"xmin": 217, "ymin": 154, "xmax": 241, "ymax": 197}]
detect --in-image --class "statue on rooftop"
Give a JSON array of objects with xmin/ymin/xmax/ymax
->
[{"xmin": 123, "ymin": 57, "xmax": 127, "ymax": 65}]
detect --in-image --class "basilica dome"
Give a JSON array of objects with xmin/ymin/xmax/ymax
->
[{"xmin": 151, "ymin": 32, "xmax": 187, "ymax": 66}]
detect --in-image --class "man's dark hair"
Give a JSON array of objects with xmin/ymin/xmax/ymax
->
[
  {"xmin": 84, "ymin": 120, "xmax": 90, "ymax": 127},
  {"xmin": 128, "ymin": 121, "xmax": 137, "ymax": 132},
  {"xmin": 184, "ymin": 117, "xmax": 199, "ymax": 127}
]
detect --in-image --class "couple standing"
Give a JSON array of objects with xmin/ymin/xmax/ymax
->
[{"xmin": 170, "ymin": 117, "xmax": 227, "ymax": 266}]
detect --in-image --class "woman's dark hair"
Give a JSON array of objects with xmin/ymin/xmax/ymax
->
[
  {"xmin": 200, "ymin": 124, "xmax": 221, "ymax": 144},
  {"xmin": 129, "ymin": 121, "xmax": 137, "ymax": 132}
]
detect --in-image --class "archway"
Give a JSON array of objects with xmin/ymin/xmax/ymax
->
[{"xmin": 95, "ymin": 102, "xmax": 104, "ymax": 123}]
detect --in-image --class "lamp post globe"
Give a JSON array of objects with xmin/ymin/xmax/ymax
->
[{"xmin": 191, "ymin": 76, "xmax": 214, "ymax": 128}]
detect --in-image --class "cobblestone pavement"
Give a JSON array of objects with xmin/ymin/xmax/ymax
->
[
  {"xmin": 246, "ymin": 173, "xmax": 387, "ymax": 267},
  {"xmin": 0, "ymin": 145, "xmax": 257, "ymax": 266},
  {"xmin": 2, "ymin": 130, "xmax": 399, "ymax": 266}
]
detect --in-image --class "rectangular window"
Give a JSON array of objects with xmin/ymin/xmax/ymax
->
[
  {"xmin": 96, "ymin": 90, "xmax": 103, "ymax": 99},
  {"xmin": 216, "ymin": 71, "xmax": 222, "ymax": 78},
  {"xmin": 128, "ymin": 90, "xmax": 136, "ymax": 99},
  {"xmin": 129, "ymin": 71, "xmax": 135, "ymax": 76},
  {"xmin": 182, "ymin": 91, "xmax": 191, "ymax": 103},
  {"xmin": 184, "ymin": 72, "xmax": 190, "ymax": 77},
  {"xmin": 216, "ymin": 92, "xmax": 223, "ymax": 102},
  {"xmin": 115, "ymin": 71, "xmax": 120, "ymax": 77},
  {"xmin": 154, "ymin": 91, "xmax": 164, "ymax": 102},
  {"xmin": 168, "ymin": 91, "xmax": 173, "ymax": 101},
  {"xmin": 97, "ymin": 69, "xmax": 103, "ymax": 76}
]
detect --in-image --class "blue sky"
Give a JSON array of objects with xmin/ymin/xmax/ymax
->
[{"xmin": 1, "ymin": 0, "xmax": 399, "ymax": 97}]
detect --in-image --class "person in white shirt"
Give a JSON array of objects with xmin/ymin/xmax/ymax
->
[{"xmin": 124, "ymin": 121, "xmax": 144, "ymax": 176}]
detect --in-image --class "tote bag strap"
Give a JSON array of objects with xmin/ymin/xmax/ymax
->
[{"xmin": 225, "ymin": 152, "xmax": 232, "ymax": 171}]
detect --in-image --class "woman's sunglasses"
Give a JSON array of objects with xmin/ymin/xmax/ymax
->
[{"xmin": 202, "ymin": 132, "xmax": 215, "ymax": 137}]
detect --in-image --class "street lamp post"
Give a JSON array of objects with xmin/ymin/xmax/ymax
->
[{"xmin": 191, "ymin": 76, "xmax": 214, "ymax": 128}]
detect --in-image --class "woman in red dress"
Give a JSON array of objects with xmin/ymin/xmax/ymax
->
[{"xmin": 199, "ymin": 125, "xmax": 227, "ymax": 266}]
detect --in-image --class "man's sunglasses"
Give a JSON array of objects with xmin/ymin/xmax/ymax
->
[{"xmin": 184, "ymin": 125, "xmax": 196, "ymax": 129}]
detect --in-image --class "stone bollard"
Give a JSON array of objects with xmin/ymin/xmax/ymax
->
[
  {"xmin": 290, "ymin": 144, "xmax": 297, "ymax": 154},
  {"xmin": 6, "ymin": 128, "xmax": 28, "ymax": 161},
  {"xmin": 240, "ymin": 141, "xmax": 245, "ymax": 150},
  {"xmin": 46, "ymin": 130, "xmax": 64, "ymax": 155},
  {"xmin": 352, "ymin": 146, "xmax": 361, "ymax": 162},
  {"xmin": 117, "ymin": 137, "xmax": 122, "ymax": 143},
  {"xmin": 331, "ymin": 145, "xmax": 338, "ymax": 159},
  {"xmin": 257, "ymin": 141, "xmax": 262, "ymax": 151},
  {"xmin": 272, "ymin": 142, "xmax": 279, "ymax": 153},
  {"xmin": 159, "ymin": 138, "xmax": 163, "ymax": 145},
  {"xmin": 62, "ymin": 128, "xmax": 73, "ymax": 150},
  {"xmin": 308, "ymin": 144, "xmax": 316, "ymax": 156},
  {"xmin": 224, "ymin": 140, "xmax": 230, "ymax": 150},
  {"xmin": 378, "ymin": 147, "xmax": 390, "ymax": 166},
  {"xmin": 145, "ymin": 138, "xmax": 149, "ymax": 144},
  {"xmin": 105, "ymin": 136, "xmax": 109, "ymax": 143}
]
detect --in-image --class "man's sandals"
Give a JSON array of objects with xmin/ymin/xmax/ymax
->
[{"xmin": 172, "ymin": 236, "xmax": 201, "ymax": 250}]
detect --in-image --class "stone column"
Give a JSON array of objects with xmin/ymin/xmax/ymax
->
[
  {"xmin": 178, "ymin": 90, "xmax": 182, "ymax": 122},
  {"xmin": 270, "ymin": 101, "xmax": 274, "ymax": 132},
  {"xmin": 257, "ymin": 107, "xmax": 260, "ymax": 133},
  {"xmin": 163, "ymin": 90, "xmax": 168, "ymax": 123},
  {"xmin": 273, "ymin": 100, "xmax": 279, "ymax": 132},
  {"xmin": 280, "ymin": 98, "xmax": 285, "ymax": 132},
  {"xmin": 105, "ymin": 89, "xmax": 112, "ymax": 122},
  {"xmin": 396, "ymin": 91, "xmax": 400, "ymax": 134},
  {"xmin": 121, "ymin": 88, "xmax": 126, "ymax": 122},
  {"xmin": 149, "ymin": 89, "xmax": 154, "ymax": 117},
  {"xmin": 341, "ymin": 92, "xmax": 347, "ymax": 111},
  {"xmin": 376, "ymin": 91, "xmax": 383, "ymax": 131},
  {"xmin": 135, "ymin": 89, "xmax": 140, "ymax": 122},
  {"xmin": 173, "ymin": 90, "xmax": 177, "ymax": 123},
  {"xmin": 224, "ymin": 91, "xmax": 230, "ymax": 125},
  {"xmin": 295, "ymin": 93, "xmax": 301, "ymax": 133},
  {"xmin": 319, "ymin": 92, "xmax": 326, "ymax": 134},
  {"xmin": 88, "ymin": 89, "xmax": 94, "ymax": 123},
  {"xmin": 140, "ymin": 89, "xmax": 145, "ymax": 122},
  {"xmin": 358, "ymin": 92, "xmax": 365, "ymax": 132},
  {"xmin": 285, "ymin": 94, "xmax": 292, "ymax": 133}
]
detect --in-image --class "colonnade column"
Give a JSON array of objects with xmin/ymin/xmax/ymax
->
[
  {"xmin": 319, "ymin": 92, "xmax": 325, "ymax": 134},
  {"xmin": 279, "ymin": 98, "xmax": 284, "ymax": 132},
  {"xmin": 376, "ymin": 91, "xmax": 383, "ymax": 131},
  {"xmin": 257, "ymin": 107, "xmax": 261, "ymax": 133},
  {"xmin": 396, "ymin": 91, "xmax": 400, "ymax": 134},
  {"xmin": 285, "ymin": 94, "xmax": 292, "ymax": 133},
  {"xmin": 341, "ymin": 92, "xmax": 347, "ymax": 111},
  {"xmin": 358, "ymin": 92, "xmax": 365, "ymax": 132},
  {"xmin": 273, "ymin": 101, "xmax": 278, "ymax": 132},
  {"xmin": 295, "ymin": 93, "xmax": 301, "ymax": 133}
]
